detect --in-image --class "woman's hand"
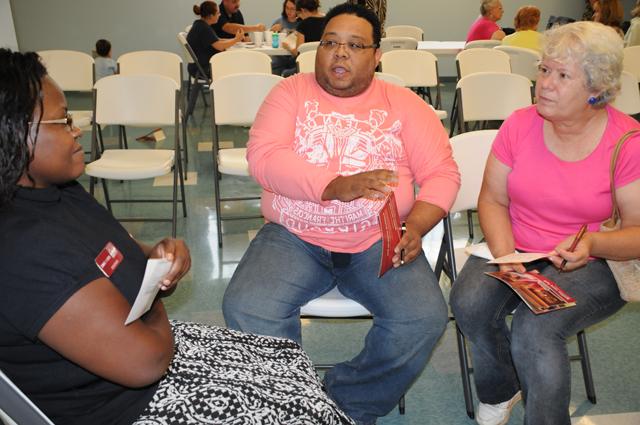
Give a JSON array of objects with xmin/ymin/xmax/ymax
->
[
  {"xmin": 148, "ymin": 238, "xmax": 191, "ymax": 291},
  {"xmin": 498, "ymin": 262, "xmax": 526, "ymax": 273},
  {"xmin": 271, "ymin": 23, "xmax": 282, "ymax": 32},
  {"xmin": 548, "ymin": 232, "xmax": 592, "ymax": 272}
]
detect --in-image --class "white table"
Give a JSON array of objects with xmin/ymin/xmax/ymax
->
[
  {"xmin": 229, "ymin": 42, "xmax": 289, "ymax": 56},
  {"xmin": 418, "ymin": 41, "xmax": 466, "ymax": 56}
]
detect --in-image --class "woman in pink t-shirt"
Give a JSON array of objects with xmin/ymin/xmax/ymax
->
[{"xmin": 451, "ymin": 22, "xmax": 640, "ymax": 425}]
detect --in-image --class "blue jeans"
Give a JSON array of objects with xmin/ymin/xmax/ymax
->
[
  {"xmin": 223, "ymin": 223, "xmax": 448, "ymax": 424},
  {"xmin": 450, "ymin": 256, "xmax": 625, "ymax": 425}
]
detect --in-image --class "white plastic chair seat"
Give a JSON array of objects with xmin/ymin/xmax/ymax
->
[
  {"xmin": 300, "ymin": 287, "xmax": 371, "ymax": 317},
  {"xmin": 70, "ymin": 110, "xmax": 93, "ymax": 129},
  {"xmin": 85, "ymin": 149, "xmax": 174, "ymax": 180},
  {"xmin": 429, "ymin": 105, "xmax": 448, "ymax": 120},
  {"xmin": 612, "ymin": 70, "xmax": 640, "ymax": 115},
  {"xmin": 218, "ymin": 148, "xmax": 249, "ymax": 176}
]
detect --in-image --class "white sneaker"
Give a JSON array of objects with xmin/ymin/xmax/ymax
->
[{"xmin": 476, "ymin": 391, "xmax": 522, "ymax": 425}]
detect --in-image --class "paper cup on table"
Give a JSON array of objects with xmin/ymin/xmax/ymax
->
[
  {"xmin": 279, "ymin": 32, "xmax": 287, "ymax": 48},
  {"xmin": 250, "ymin": 31, "xmax": 263, "ymax": 47},
  {"xmin": 264, "ymin": 31, "xmax": 273, "ymax": 47}
]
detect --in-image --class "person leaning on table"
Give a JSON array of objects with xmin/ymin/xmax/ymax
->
[
  {"xmin": 187, "ymin": 1, "xmax": 242, "ymax": 79},
  {"xmin": 213, "ymin": 0, "xmax": 265, "ymax": 40},
  {"xmin": 450, "ymin": 21, "xmax": 640, "ymax": 425}
]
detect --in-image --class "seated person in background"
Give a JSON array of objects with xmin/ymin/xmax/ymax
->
[
  {"xmin": 467, "ymin": 0, "xmax": 506, "ymax": 42},
  {"xmin": 94, "ymin": 38, "xmax": 116, "ymax": 80},
  {"xmin": 286, "ymin": 0, "xmax": 326, "ymax": 57},
  {"xmin": 271, "ymin": 0, "xmax": 300, "ymax": 75},
  {"xmin": 271, "ymin": 0, "xmax": 299, "ymax": 33},
  {"xmin": 593, "ymin": 0, "xmax": 625, "ymax": 36},
  {"xmin": 214, "ymin": 0, "xmax": 264, "ymax": 40},
  {"xmin": 624, "ymin": 0, "xmax": 640, "ymax": 46},
  {"xmin": 450, "ymin": 22, "xmax": 640, "ymax": 425},
  {"xmin": 222, "ymin": 4, "xmax": 460, "ymax": 424},
  {"xmin": 0, "ymin": 49, "xmax": 354, "ymax": 425},
  {"xmin": 502, "ymin": 5, "xmax": 542, "ymax": 52},
  {"xmin": 187, "ymin": 1, "xmax": 242, "ymax": 78}
]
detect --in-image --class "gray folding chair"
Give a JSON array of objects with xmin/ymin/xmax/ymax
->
[{"xmin": 0, "ymin": 368, "xmax": 54, "ymax": 425}]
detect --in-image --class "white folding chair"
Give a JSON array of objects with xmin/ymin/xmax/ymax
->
[
  {"xmin": 436, "ymin": 130, "xmax": 597, "ymax": 418},
  {"xmin": 85, "ymin": 74, "xmax": 187, "ymax": 237},
  {"xmin": 297, "ymin": 41, "xmax": 321, "ymax": 54},
  {"xmin": 380, "ymin": 50, "xmax": 447, "ymax": 117},
  {"xmin": 37, "ymin": 50, "xmax": 95, "ymax": 130},
  {"xmin": 494, "ymin": 45, "xmax": 541, "ymax": 81},
  {"xmin": 296, "ymin": 50, "xmax": 316, "ymax": 73},
  {"xmin": 623, "ymin": 46, "xmax": 640, "ymax": 83},
  {"xmin": 177, "ymin": 31, "xmax": 210, "ymax": 121},
  {"xmin": 374, "ymin": 71, "xmax": 405, "ymax": 86},
  {"xmin": 0, "ymin": 368, "xmax": 54, "ymax": 425},
  {"xmin": 209, "ymin": 49, "xmax": 272, "ymax": 81},
  {"xmin": 456, "ymin": 72, "xmax": 532, "ymax": 133},
  {"xmin": 450, "ymin": 48, "xmax": 511, "ymax": 136},
  {"xmin": 379, "ymin": 36, "xmax": 418, "ymax": 53},
  {"xmin": 613, "ymin": 70, "xmax": 640, "ymax": 116},
  {"xmin": 464, "ymin": 39, "xmax": 501, "ymax": 49},
  {"xmin": 385, "ymin": 25, "xmax": 424, "ymax": 40},
  {"xmin": 210, "ymin": 73, "xmax": 283, "ymax": 247}
]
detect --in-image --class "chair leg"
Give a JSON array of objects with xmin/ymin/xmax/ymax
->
[
  {"xmin": 181, "ymin": 112, "xmax": 189, "ymax": 167},
  {"xmin": 577, "ymin": 330, "xmax": 597, "ymax": 404},
  {"xmin": 101, "ymin": 179, "xmax": 112, "ymax": 213},
  {"xmin": 89, "ymin": 176, "xmax": 96, "ymax": 196},
  {"xmin": 172, "ymin": 161, "xmax": 178, "ymax": 238},
  {"xmin": 177, "ymin": 146, "xmax": 188, "ymax": 218},
  {"xmin": 398, "ymin": 394, "xmax": 405, "ymax": 415},
  {"xmin": 449, "ymin": 91, "xmax": 458, "ymax": 137},
  {"xmin": 212, "ymin": 125, "xmax": 224, "ymax": 248},
  {"xmin": 456, "ymin": 325, "xmax": 475, "ymax": 419},
  {"xmin": 467, "ymin": 210, "xmax": 474, "ymax": 240}
]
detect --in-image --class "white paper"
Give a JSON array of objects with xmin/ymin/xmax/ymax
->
[
  {"xmin": 125, "ymin": 259, "xmax": 172, "ymax": 325},
  {"xmin": 488, "ymin": 252, "xmax": 551, "ymax": 264}
]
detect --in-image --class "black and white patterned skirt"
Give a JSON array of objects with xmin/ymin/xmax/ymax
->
[{"xmin": 132, "ymin": 321, "xmax": 354, "ymax": 424}]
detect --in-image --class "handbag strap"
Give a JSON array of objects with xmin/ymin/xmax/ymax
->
[{"xmin": 608, "ymin": 129, "xmax": 640, "ymax": 222}]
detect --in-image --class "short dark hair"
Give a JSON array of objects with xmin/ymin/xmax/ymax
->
[
  {"xmin": 95, "ymin": 39, "xmax": 111, "ymax": 57},
  {"xmin": 193, "ymin": 1, "xmax": 218, "ymax": 18},
  {"xmin": 295, "ymin": 0, "xmax": 319, "ymax": 12},
  {"xmin": 0, "ymin": 49, "xmax": 47, "ymax": 207},
  {"xmin": 323, "ymin": 3, "xmax": 381, "ymax": 47}
]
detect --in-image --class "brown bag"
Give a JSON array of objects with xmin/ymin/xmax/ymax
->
[{"xmin": 599, "ymin": 129, "xmax": 640, "ymax": 302}]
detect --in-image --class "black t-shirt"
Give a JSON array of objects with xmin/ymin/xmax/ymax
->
[
  {"xmin": 0, "ymin": 182, "xmax": 157, "ymax": 425},
  {"xmin": 214, "ymin": 1, "xmax": 245, "ymax": 39},
  {"xmin": 187, "ymin": 18, "xmax": 220, "ymax": 77},
  {"xmin": 297, "ymin": 16, "xmax": 326, "ymax": 43}
]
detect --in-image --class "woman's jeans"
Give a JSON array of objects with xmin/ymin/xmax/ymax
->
[
  {"xmin": 223, "ymin": 223, "xmax": 448, "ymax": 424},
  {"xmin": 450, "ymin": 256, "xmax": 625, "ymax": 425}
]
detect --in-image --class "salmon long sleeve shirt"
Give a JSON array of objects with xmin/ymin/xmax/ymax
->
[{"xmin": 247, "ymin": 73, "xmax": 460, "ymax": 253}]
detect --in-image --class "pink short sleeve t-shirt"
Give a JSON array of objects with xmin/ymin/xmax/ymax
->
[
  {"xmin": 247, "ymin": 73, "xmax": 460, "ymax": 253},
  {"xmin": 492, "ymin": 105, "xmax": 640, "ymax": 253},
  {"xmin": 466, "ymin": 16, "xmax": 500, "ymax": 42}
]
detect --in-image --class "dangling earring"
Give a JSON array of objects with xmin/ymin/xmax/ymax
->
[{"xmin": 587, "ymin": 95, "xmax": 599, "ymax": 105}]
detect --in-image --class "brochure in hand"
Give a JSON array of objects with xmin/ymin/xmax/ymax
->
[
  {"xmin": 486, "ymin": 270, "xmax": 576, "ymax": 314},
  {"xmin": 378, "ymin": 192, "xmax": 401, "ymax": 277}
]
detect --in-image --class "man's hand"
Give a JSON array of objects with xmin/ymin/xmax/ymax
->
[
  {"xmin": 322, "ymin": 170, "xmax": 397, "ymax": 202},
  {"xmin": 392, "ymin": 224, "xmax": 422, "ymax": 267},
  {"xmin": 148, "ymin": 238, "xmax": 191, "ymax": 291}
]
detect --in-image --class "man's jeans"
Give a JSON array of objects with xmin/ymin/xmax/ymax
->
[
  {"xmin": 450, "ymin": 256, "xmax": 625, "ymax": 425},
  {"xmin": 223, "ymin": 223, "xmax": 448, "ymax": 424}
]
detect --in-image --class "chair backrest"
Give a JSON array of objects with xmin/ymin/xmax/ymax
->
[
  {"xmin": 209, "ymin": 50, "xmax": 272, "ymax": 81},
  {"xmin": 296, "ymin": 50, "xmax": 316, "ymax": 73},
  {"xmin": 177, "ymin": 31, "xmax": 195, "ymax": 65},
  {"xmin": 379, "ymin": 36, "xmax": 418, "ymax": 53},
  {"xmin": 449, "ymin": 130, "xmax": 498, "ymax": 213},
  {"xmin": 94, "ymin": 74, "xmax": 179, "ymax": 126},
  {"xmin": 455, "ymin": 48, "xmax": 511, "ymax": 78},
  {"xmin": 622, "ymin": 46, "xmax": 640, "ymax": 82},
  {"xmin": 0, "ymin": 368, "xmax": 54, "ymax": 425},
  {"xmin": 117, "ymin": 50, "xmax": 183, "ymax": 87},
  {"xmin": 37, "ymin": 50, "xmax": 94, "ymax": 91},
  {"xmin": 385, "ymin": 25, "xmax": 424, "ymax": 40},
  {"xmin": 380, "ymin": 50, "xmax": 439, "ymax": 87},
  {"xmin": 297, "ymin": 41, "xmax": 320, "ymax": 54},
  {"xmin": 457, "ymin": 72, "xmax": 532, "ymax": 123},
  {"xmin": 184, "ymin": 24, "xmax": 192, "ymax": 33},
  {"xmin": 612, "ymin": 70, "xmax": 640, "ymax": 115},
  {"xmin": 212, "ymin": 73, "xmax": 283, "ymax": 126},
  {"xmin": 464, "ymin": 39, "xmax": 501, "ymax": 49},
  {"xmin": 375, "ymin": 72, "xmax": 406, "ymax": 86},
  {"xmin": 494, "ymin": 45, "xmax": 541, "ymax": 81}
]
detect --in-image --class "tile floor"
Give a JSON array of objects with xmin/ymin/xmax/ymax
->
[{"xmin": 67, "ymin": 78, "xmax": 640, "ymax": 425}]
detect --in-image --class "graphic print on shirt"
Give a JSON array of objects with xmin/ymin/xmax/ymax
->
[{"xmin": 273, "ymin": 100, "xmax": 403, "ymax": 235}]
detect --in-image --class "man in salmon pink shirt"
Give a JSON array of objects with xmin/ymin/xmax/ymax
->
[{"xmin": 223, "ymin": 4, "xmax": 460, "ymax": 424}]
